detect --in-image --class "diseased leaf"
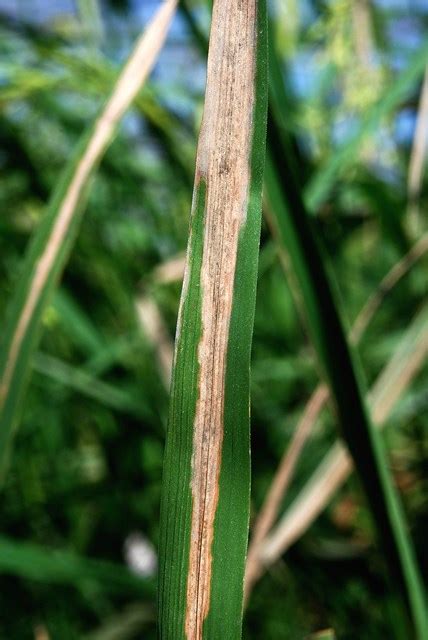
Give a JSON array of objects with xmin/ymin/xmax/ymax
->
[{"xmin": 158, "ymin": 1, "xmax": 268, "ymax": 637}]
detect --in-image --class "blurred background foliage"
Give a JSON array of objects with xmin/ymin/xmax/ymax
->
[{"xmin": 0, "ymin": 0, "xmax": 427, "ymax": 638}]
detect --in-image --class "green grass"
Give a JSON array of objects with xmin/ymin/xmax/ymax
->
[
  {"xmin": 0, "ymin": 0, "xmax": 177, "ymax": 482},
  {"xmin": 0, "ymin": 1, "xmax": 427, "ymax": 638},
  {"xmin": 264, "ymin": 113, "xmax": 427, "ymax": 637}
]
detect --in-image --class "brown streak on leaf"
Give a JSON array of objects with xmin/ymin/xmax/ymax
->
[{"xmin": 184, "ymin": 1, "xmax": 257, "ymax": 637}]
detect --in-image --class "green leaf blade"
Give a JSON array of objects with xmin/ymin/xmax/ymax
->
[
  {"xmin": 0, "ymin": 0, "xmax": 177, "ymax": 481},
  {"xmin": 158, "ymin": 1, "xmax": 268, "ymax": 637},
  {"xmin": 265, "ymin": 94, "xmax": 427, "ymax": 638}
]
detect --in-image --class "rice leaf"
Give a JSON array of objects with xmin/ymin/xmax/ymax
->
[
  {"xmin": 265, "ymin": 63, "xmax": 427, "ymax": 635},
  {"xmin": 261, "ymin": 304, "xmax": 428, "ymax": 559},
  {"xmin": 0, "ymin": 0, "xmax": 177, "ymax": 481},
  {"xmin": 158, "ymin": 1, "xmax": 268, "ymax": 637},
  {"xmin": 32, "ymin": 352, "xmax": 148, "ymax": 418},
  {"xmin": 0, "ymin": 535, "xmax": 153, "ymax": 597}
]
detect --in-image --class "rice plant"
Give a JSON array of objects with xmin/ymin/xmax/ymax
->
[
  {"xmin": 158, "ymin": 1, "xmax": 267, "ymax": 636},
  {"xmin": 0, "ymin": 1, "xmax": 427, "ymax": 638},
  {"xmin": 0, "ymin": 0, "xmax": 177, "ymax": 480}
]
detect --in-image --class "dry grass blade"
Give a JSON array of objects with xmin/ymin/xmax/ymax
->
[
  {"xmin": 245, "ymin": 233, "xmax": 428, "ymax": 597},
  {"xmin": 245, "ymin": 384, "xmax": 328, "ymax": 597},
  {"xmin": 407, "ymin": 64, "xmax": 428, "ymax": 228},
  {"xmin": 0, "ymin": 0, "xmax": 178, "ymax": 480},
  {"xmin": 259, "ymin": 303, "xmax": 428, "ymax": 568},
  {"xmin": 310, "ymin": 630, "xmax": 336, "ymax": 640},
  {"xmin": 350, "ymin": 232, "xmax": 428, "ymax": 341},
  {"xmin": 152, "ymin": 253, "xmax": 186, "ymax": 285},
  {"xmin": 135, "ymin": 295, "xmax": 174, "ymax": 387},
  {"xmin": 33, "ymin": 626, "xmax": 50, "ymax": 640},
  {"xmin": 352, "ymin": 0, "xmax": 374, "ymax": 65}
]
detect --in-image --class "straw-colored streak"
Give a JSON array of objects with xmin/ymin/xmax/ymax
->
[
  {"xmin": 185, "ymin": 1, "xmax": 257, "ymax": 637},
  {"xmin": 260, "ymin": 310, "xmax": 428, "ymax": 565},
  {"xmin": 0, "ymin": 0, "xmax": 177, "ymax": 409}
]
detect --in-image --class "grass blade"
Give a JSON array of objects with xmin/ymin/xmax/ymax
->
[
  {"xmin": 305, "ymin": 39, "xmax": 428, "ymax": 212},
  {"xmin": 0, "ymin": 536, "xmax": 154, "ymax": 597},
  {"xmin": 260, "ymin": 304, "xmax": 428, "ymax": 587},
  {"xmin": 83, "ymin": 605, "xmax": 154, "ymax": 640},
  {"xmin": 266, "ymin": 104, "xmax": 427, "ymax": 635},
  {"xmin": 245, "ymin": 232, "xmax": 428, "ymax": 595},
  {"xmin": 245, "ymin": 384, "xmax": 329, "ymax": 598},
  {"xmin": 158, "ymin": 1, "xmax": 268, "ymax": 637},
  {"xmin": 135, "ymin": 294, "xmax": 173, "ymax": 388},
  {"xmin": 52, "ymin": 288, "xmax": 105, "ymax": 356},
  {"xmin": 350, "ymin": 232, "xmax": 428, "ymax": 341},
  {"xmin": 0, "ymin": 0, "xmax": 177, "ymax": 480},
  {"xmin": 408, "ymin": 63, "xmax": 428, "ymax": 195},
  {"xmin": 32, "ymin": 352, "xmax": 147, "ymax": 418},
  {"xmin": 310, "ymin": 631, "xmax": 336, "ymax": 640}
]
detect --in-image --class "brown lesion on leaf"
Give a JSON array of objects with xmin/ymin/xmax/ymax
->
[{"xmin": 184, "ymin": 0, "xmax": 257, "ymax": 638}]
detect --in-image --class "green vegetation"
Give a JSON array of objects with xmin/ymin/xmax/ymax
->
[
  {"xmin": 158, "ymin": 2, "xmax": 267, "ymax": 637},
  {"xmin": 0, "ymin": 1, "xmax": 427, "ymax": 638}
]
